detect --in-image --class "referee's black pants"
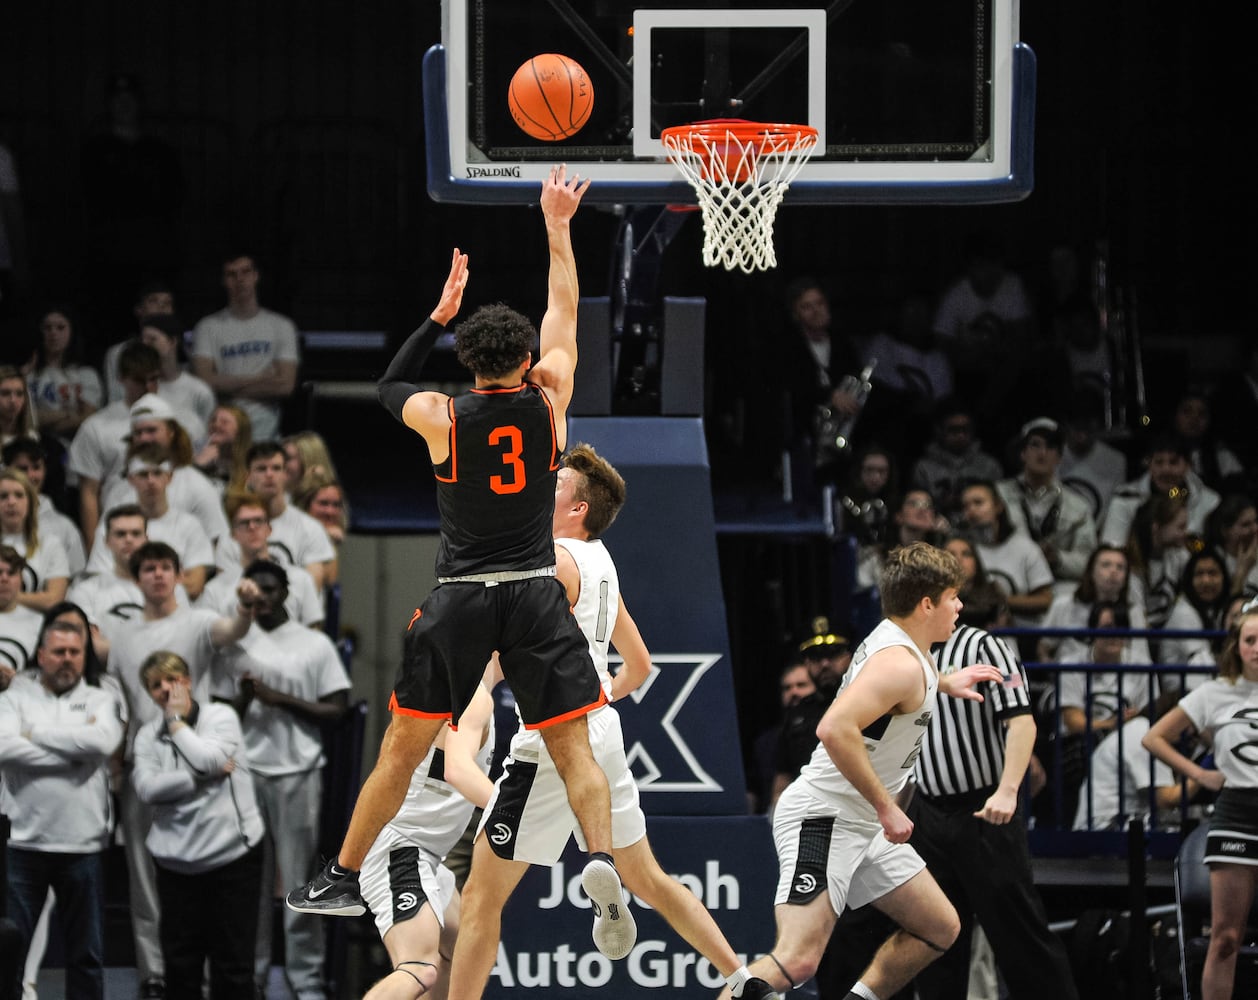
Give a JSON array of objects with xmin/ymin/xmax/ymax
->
[{"xmin": 908, "ymin": 789, "xmax": 1079, "ymax": 1000}]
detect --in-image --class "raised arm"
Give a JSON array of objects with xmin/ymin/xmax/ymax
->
[
  {"xmin": 375, "ymin": 249, "xmax": 469, "ymax": 430},
  {"xmin": 526, "ymin": 165, "xmax": 591, "ymax": 438}
]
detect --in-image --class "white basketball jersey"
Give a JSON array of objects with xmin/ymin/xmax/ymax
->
[
  {"xmin": 555, "ymin": 537, "xmax": 619, "ymax": 698},
  {"xmin": 383, "ymin": 716, "xmax": 495, "ymax": 859},
  {"xmin": 798, "ymin": 618, "xmax": 938, "ymax": 815}
]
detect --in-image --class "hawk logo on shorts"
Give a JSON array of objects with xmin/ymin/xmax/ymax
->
[
  {"xmin": 794, "ymin": 873, "xmax": 817, "ymax": 895},
  {"xmin": 397, "ymin": 892, "xmax": 419, "ymax": 911},
  {"xmin": 489, "ymin": 823, "xmax": 513, "ymax": 846}
]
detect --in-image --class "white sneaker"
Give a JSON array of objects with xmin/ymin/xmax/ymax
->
[{"xmin": 580, "ymin": 857, "xmax": 636, "ymax": 960}]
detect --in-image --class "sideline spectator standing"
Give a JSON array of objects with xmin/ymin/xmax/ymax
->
[
  {"xmin": 132, "ymin": 650, "xmax": 265, "ymax": 1000},
  {"xmin": 0, "ymin": 620, "xmax": 123, "ymax": 1000},
  {"xmin": 219, "ymin": 560, "xmax": 349, "ymax": 1000},
  {"xmin": 108, "ymin": 540, "xmax": 259, "ymax": 998},
  {"xmin": 191, "ymin": 252, "xmax": 299, "ymax": 443},
  {"xmin": 909, "ymin": 582, "xmax": 1077, "ymax": 1000}
]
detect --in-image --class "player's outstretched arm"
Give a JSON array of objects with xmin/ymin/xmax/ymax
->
[
  {"xmin": 529, "ymin": 165, "xmax": 591, "ymax": 424},
  {"xmin": 445, "ymin": 681, "xmax": 496, "ymax": 809},
  {"xmin": 938, "ymin": 664, "xmax": 1004, "ymax": 701},
  {"xmin": 609, "ymin": 598, "xmax": 651, "ymax": 702},
  {"xmin": 377, "ymin": 248, "xmax": 470, "ymax": 426},
  {"xmin": 817, "ymin": 649, "xmax": 924, "ymax": 843}
]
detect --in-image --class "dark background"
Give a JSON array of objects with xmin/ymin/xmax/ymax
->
[{"xmin": 0, "ymin": 1, "xmax": 1251, "ymax": 348}]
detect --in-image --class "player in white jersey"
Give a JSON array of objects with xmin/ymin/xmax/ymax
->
[
  {"xmin": 466, "ymin": 444, "xmax": 777, "ymax": 1000},
  {"xmin": 358, "ymin": 673, "xmax": 496, "ymax": 999},
  {"xmin": 728, "ymin": 543, "xmax": 1002, "ymax": 1000}
]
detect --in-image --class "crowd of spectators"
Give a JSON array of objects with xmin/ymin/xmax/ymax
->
[{"xmin": 0, "ymin": 256, "xmax": 350, "ymax": 999}]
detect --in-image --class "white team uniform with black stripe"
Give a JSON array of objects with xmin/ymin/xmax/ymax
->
[
  {"xmin": 478, "ymin": 536, "xmax": 646, "ymax": 863},
  {"xmin": 772, "ymin": 619, "xmax": 937, "ymax": 913},
  {"xmin": 1176, "ymin": 677, "xmax": 1258, "ymax": 865},
  {"xmin": 359, "ymin": 724, "xmax": 495, "ymax": 937},
  {"xmin": 914, "ymin": 625, "xmax": 1031, "ymax": 797}
]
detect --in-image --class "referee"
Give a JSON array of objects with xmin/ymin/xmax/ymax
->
[{"xmin": 909, "ymin": 581, "xmax": 1079, "ymax": 1000}]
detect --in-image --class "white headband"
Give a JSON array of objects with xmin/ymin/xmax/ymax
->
[{"xmin": 127, "ymin": 458, "xmax": 173, "ymax": 477}]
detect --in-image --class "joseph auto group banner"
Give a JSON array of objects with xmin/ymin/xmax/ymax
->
[{"xmin": 486, "ymin": 816, "xmax": 779, "ymax": 998}]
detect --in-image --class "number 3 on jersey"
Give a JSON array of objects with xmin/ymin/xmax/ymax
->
[{"xmin": 488, "ymin": 425, "xmax": 526, "ymax": 494}]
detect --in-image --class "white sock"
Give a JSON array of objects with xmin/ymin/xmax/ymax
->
[
  {"xmin": 726, "ymin": 966, "xmax": 752, "ymax": 996},
  {"xmin": 850, "ymin": 983, "xmax": 880, "ymax": 1000}
]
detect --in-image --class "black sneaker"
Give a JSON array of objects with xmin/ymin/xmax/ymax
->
[
  {"xmin": 738, "ymin": 978, "xmax": 780, "ymax": 1000},
  {"xmin": 138, "ymin": 978, "xmax": 165, "ymax": 999},
  {"xmin": 285, "ymin": 858, "xmax": 365, "ymax": 916},
  {"xmin": 580, "ymin": 855, "xmax": 636, "ymax": 959}
]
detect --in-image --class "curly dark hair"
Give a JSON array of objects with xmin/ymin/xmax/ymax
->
[{"xmin": 454, "ymin": 304, "xmax": 536, "ymax": 379}]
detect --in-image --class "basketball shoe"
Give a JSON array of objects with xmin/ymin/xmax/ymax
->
[
  {"xmin": 581, "ymin": 853, "xmax": 637, "ymax": 959},
  {"xmin": 285, "ymin": 858, "xmax": 366, "ymax": 916}
]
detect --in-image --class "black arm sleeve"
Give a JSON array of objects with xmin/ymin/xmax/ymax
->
[{"xmin": 376, "ymin": 317, "xmax": 446, "ymax": 423}]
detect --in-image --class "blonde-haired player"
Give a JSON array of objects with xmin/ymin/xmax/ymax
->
[{"xmin": 462, "ymin": 443, "xmax": 779, "ymax": 1000}]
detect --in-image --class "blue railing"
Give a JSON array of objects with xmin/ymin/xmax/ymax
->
[{"xmin": 992, "ymin": 624, "xmax": 1221, "ymax": 861}]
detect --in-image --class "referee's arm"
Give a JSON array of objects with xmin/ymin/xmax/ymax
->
[{"xmin": 975, "ymin": 713, "xmax": 1036, "ymax": 825}]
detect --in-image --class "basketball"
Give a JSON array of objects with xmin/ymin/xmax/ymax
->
[{"xmin": 508, "ymin": 53, "xmax": 593, "ymax": 142}]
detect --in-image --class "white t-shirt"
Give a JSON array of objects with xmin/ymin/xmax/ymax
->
[
  {"xmin": 37, "ymin": 495, "xmax": 86, "ymax": 578},
  {"xmin": 158, "ymin": 371, "xmax": 215, "ymax": 442},
  {"xmin": 86, "ymin": 506, "xmax": 213, "ymax": 577},
  {"xmin": 108, "ymin": 606, "xmax": 223, "ymax": 758},
  {"xmin": 1, "ymin": 533, "xmax": 70, "ymax": 594},
  {"xmin": 1178, "ymin": 677, "xmax": 1258, "ymax": 789},
  {"xmin": 191, "ymin": 307, "xmax": 300, "ymax": 442},
  {"xmin": 1058, "ymin": 644, "xmax": 1156, "ymax": 723},
  {"xmin": 932, "ymin": 272, "xmax": 1033, "ymax": 341},
  {"xmin": 213, "ymin": 503, "xmax": 333, "ymax": 572},
  {"xmin": 0, "ymin": 604, "xmax": 45, "ymax": 673},
  {"xmin": 67, "ymin": 401, "xmax": 132, "ymax": 483},
  {"xmin": 194, "ymin": 558, "xmax": 324, "ymax": 628},
  {"xmin": 27, "ymin": 365, "xmax": 105, "ymax": 437},
  {"xmin": 1073, "ymin": 715, "xmax": 1176, "ymax": 830},
  {"xmin": 221, "ymin": 620, "xmax": 349, "ymax": 775},
  {"xmin": 98, "ymin": 465, "xmax": 229, "ymax": 549}
]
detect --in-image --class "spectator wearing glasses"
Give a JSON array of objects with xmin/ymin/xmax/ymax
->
[{"xmin": 195, "ymin": 491, "xmax": 324, "ymax": 628}]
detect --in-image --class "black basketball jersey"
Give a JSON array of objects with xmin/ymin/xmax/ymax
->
[{"xmin": 433, "ymin": 383, "xmax": 560, "ymax": 577}]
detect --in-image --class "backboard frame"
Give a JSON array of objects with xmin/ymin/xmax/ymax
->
[{"xmin": 425, "ymin": 2, "xmax": 1036, "ymax": 206}]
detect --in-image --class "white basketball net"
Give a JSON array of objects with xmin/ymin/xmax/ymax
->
[{"xmin": 662, "ymin": 121, "xmax": 819, "ymax": 273}]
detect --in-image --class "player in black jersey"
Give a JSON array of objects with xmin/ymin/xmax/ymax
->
[{"xmin": 287, "ymin": 167, "xmax": 637, "ymax": 992}]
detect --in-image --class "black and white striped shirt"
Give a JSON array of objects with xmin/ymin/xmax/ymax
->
[{"xmin": 914, "ymin": 625, "xmax": 1033, "ymax": 797}]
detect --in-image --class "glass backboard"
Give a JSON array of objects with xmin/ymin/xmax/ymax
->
[{"xmin": 427, "ymin": 1, "xmax": 1034, "ymax": 205}]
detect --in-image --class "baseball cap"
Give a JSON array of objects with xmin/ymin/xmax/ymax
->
[
  {"xmin": 1019, "ymin": 417, "xmax": 1063, "ymax": 449},
  {"xmin": 129, "ymin": 393, "xmax": 176, "ymax": 425}
]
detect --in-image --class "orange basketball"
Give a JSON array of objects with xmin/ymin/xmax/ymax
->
[{"xmin": 508, "ymin": 53, "xmax": 593, "ymax": 142}]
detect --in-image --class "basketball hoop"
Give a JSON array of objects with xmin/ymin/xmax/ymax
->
[{"xmin": 661, "ymin": 119, "xmax": 819, "ymax": 273}]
